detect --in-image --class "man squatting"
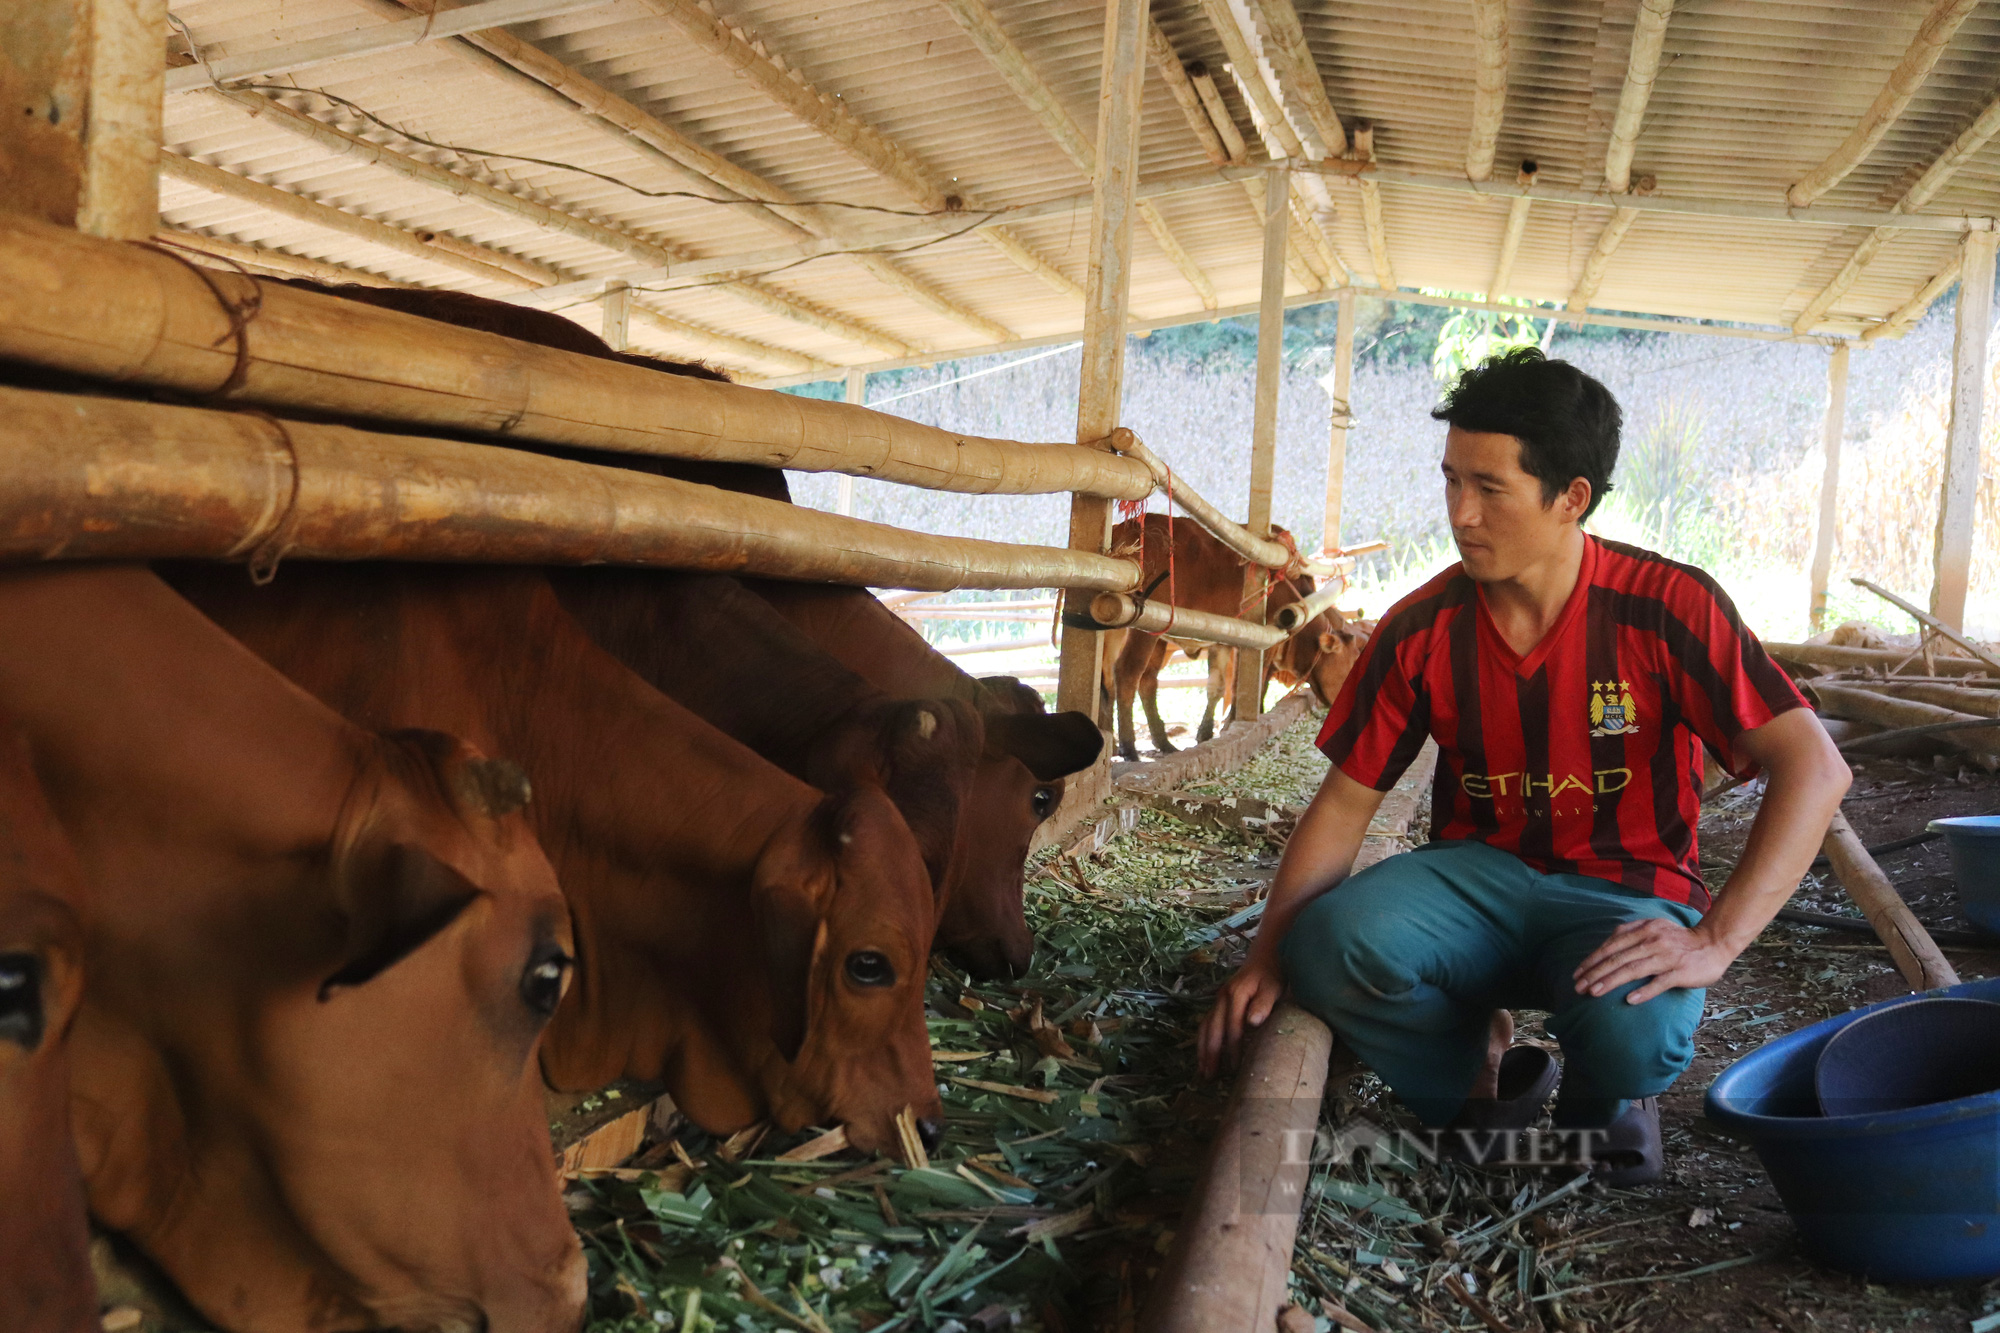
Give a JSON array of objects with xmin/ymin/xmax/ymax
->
[{"xmin": 1197, "ymin": 348, "xmax": 1852, "ymax": 1184}]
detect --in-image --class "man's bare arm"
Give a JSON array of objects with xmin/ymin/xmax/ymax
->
[
  {"xmin": 1195, "ymin": 765, "xmax": 1387, "ymax": 1076},
  {"xmin": 1573, "ymin": 706, "xmax": 1851, "ymax": 1003}
]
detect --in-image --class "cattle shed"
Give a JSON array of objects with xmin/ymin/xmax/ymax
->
[{"xmin": 4, "ymin": 0, "xmax": 2000, "ymax": 1329}]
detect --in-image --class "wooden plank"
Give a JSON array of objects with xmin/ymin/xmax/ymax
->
[
  {"xmin": 1765, "ymin": 640, "xmax": 1996, "ymax": 677},
  {"xmin": 1113, "ymin": 691, "xmax": 1312, "ymax": 797},
  {"xmin": 1822, "ymin": 812, "xmax": 1959, "ymax": 991},
  {"xmin": 1323, "ymin": 290, "xmax": 1355, "ymax": 550},
  {"xmin": 1057, "ymin": 0, "xmax": 1146, "ymax": 722},
  {"xmin": 558, "ymin": 1106, "xmax": 651, "ymax": 1177},
  {"xmin": 1235, "ymin": 165, "xmax": 1290, "ymax": 721}
]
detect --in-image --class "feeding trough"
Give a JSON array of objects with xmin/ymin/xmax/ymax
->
[{"xmin": 1706, "ymin": 976, "xmax": 2000, "ymax": 1285}]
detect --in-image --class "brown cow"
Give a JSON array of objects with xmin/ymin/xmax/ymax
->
[
  {"xmin": 0, "ymin": 565, "xmax": 582, "ymax": 1333},
  {"xmin": 171, "ymin": 563, "xmax": 944, "ymax": 1156},
  {"xmin": 0, "ymin": 721, "xmax": 95, "ymax": 1333},
  {"xmin": 1101, "ymin": 515, "xmax": 1366, "ymax": 760},
  {"xmin": 548, "ymin": 569, "xmax": 993, "ymax": 956},
  {"xmin": 745, "ymin": 582, "xmax": 1103, "ymax": 977}
]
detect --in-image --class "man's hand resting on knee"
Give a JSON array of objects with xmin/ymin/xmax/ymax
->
[
  {"xmin": 1197, "ymin": 766, "xmax": 1386, "ymax": 1078},
  {"xmin": 1573, "ymin": 708, "xmax": 1851, "ymax": 1006}
]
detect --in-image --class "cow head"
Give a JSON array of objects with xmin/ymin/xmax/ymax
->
[
  {"xmin": 1305, "ymin": 615, "xmax": 1372, "ymax": 709},
  {"xmin": 938, "ymin": 679, "xmax": 1103, "ymax": 981},
  {"xmin": 752, "ymin": 786, "xmax": 942, "ymax": 1157},
  {"xmin": 78, "ymin": 730, "xmax": 585, "ymax": 1333},
  {"xmin": 807, "ymin": 697, "xmax": 984, "ymax": 900},
  {"xmin": 0, "ymin": 728, "xmax": 95, "ymax": 1333}
]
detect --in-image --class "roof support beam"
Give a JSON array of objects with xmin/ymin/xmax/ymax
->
[
  {"xmin": 161, "ymin": 148, "xmax": 559, "ymax": 287},
  {"xmin": 1148, "ymin": 24, "xmax": 1231, "ymax": 168},
  {"xmin": 1794, "ymin": 91, "xmax": 2000, "ymax": 332},
  {"xmin": 159, "ymin": 228, "xmax": 408, "ymax": 286},
  {"xmin": 198, "ymin": 87, "xmax": 918, "ymax": 356},
  {"xmin": 935, "ymin": 0, "xmax": 1217, "ymax": 308},
  {"xmin": 1180, "ymin": 56, "xmax": 1323, "ymax": 291},
  {"xmin": 635, "ymin": 0, "xmax": 1083, "ymax": 298},
  {"xmin": 1863, "ymin": 259, "xmax": 1961, "ymax": 342},
  {"xmin": 1603, "ymin": 0, "xmax": 1674, "ymax": 193},
  {"xmin": 1245, "ymin": 0, "xmax": 1348, "ymax": 157},
  {"xmin": 1353, "ymin": 123, "xmax": 1395, "ymax": 291},
  {"xmin": 1788, "ymin": 0, "xmax": 1981, "ymax": 208},
  {"xmin": 1487, "ymin": 161, "xmax": 1536, "ymax": 298},
  {"xmin": 1566, "ymin": 205, "xmax": 1639, "ymax": 319},
  {"xmin": 1235, "ymin": 162, "xmax": 1292, "ymax": 719},
  {"xmin": 1057, "ymin": 0, "xmax": 1146, "ymax": 721},
  {"xmin": 1465, "ymin": 0, "xmax": 1508, "ymax": 182},
  {"xmin": 358, "ymin": 0, "xmax": 1016, "ymax": 343},
  {"xmin": 1932, "ymin": 228, "xmax": 1997, "ymax": 630},
  {"xmin": 82, "ymin": 0, "xmax": 170, "ymax": 239},
  {"xmin": 162, "ymin": 0, "xmax": 612, "ymax": 92},
  {"xmin": 1198, "ymin": 0, "xmax": 1305, "ymax": 160},
  {"xmin": 1808, "ymin": 342, "xmax": 1850, "ymax": 632}
]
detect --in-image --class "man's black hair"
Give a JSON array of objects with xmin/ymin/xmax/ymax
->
[{"xmin": 1430, "ymin": 346, "xmax": 1621, "ymax": 520}]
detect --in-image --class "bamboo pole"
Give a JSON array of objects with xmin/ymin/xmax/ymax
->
[
  {"xmin": 161, "ymin": 0, "xmax": 611, "ymax": 92},
  {"xmin": 0, "ymin": 386, "xmax": 1146, "ymax": 592},
  {"xmin": 1323, "ymin": 289, "xmax": 1355, "ymax": 552},
  {"xmin": 1567, "ymin": 206, "xmax": 1640, "ymax": 320},
  {"xmin": 1487, "ymin": 162, "xmax": 1536, "ymax": 299},
  {"xmin": 1765, "ymin": 641, "xmax": 1996, "ymax": 677},
  {"xmin": 1465, "ymin": 0, "xmax": 1508, "ymax": 183},
  {"xmin": 1056, "ymin": 0, "xmax": 1147, "ymax": 721},
  {"xmin": 1793, "ymin": 92, "xmax": 2000, "ymax": 333},
  {"xmin": 1148, "ymin": 25, "xmax": 1231, "ymax": 168},
  {"xmin": 633, "ymin": 0, "xmax": 1081, "ymax": 299},
  {"xmin": 1353, "ymin": 124, "xmax": 1397, "ymax": 292},
  {"xmin": 1787, "ymin": 0, "xmax": 1983, "ymax": 209},
  {"xmin": 1273, "ymin": 580, "xmax": 1347, "ymax": 634},
  {"xmin": 1196, "ymin": 0, "xmax": 1305, "ymax": 160},
  {"xmin": 157, "ymin": 229, "xmax": 408, "ymax": 287},
  {"xmin": 1863, "ymin": 259, "xmax": 1962, "ymax": 343},
  {"xmin": 78, "ymin": 0, "xmax": 169, "ymax": 240},
  {"xmin": 838, "ymin": 369, "xmax": 864, "ymax": 518},
  {"xmin": 1235, "ymin": 165, "xmax": 1291, "ymax": 722},
  {"xmin": 1808, "ymin": 343, "xmax": 1850, "ymax": 633},
  {"xmin": 1869, "ymin": 682, "xmax": 2000, "ymax": 717},
  {"xmin": 1142, "ymin": 1004, "xmax": 1336, "ymax": 1333},
  {"xmin": 1933, "ymin": 229, "xmax": 1995, "ymax": 632},
  {"xmin": 1603, "ymin": 0, "xmax": 1674, "ymax": 194},
  {"xmin": 936, "ymin": 0, "xmax": 1217, "ymax": 310},
  {"xmin": 1245, "ymin": 0, "xmax": 1349, "ymax": 157},
  {"xmin": 200, "ymin": 87, "xmax": 921, "ymax": 358},
  {"xmin": 1822, "ymin": 812, "xmax": 1960, "ymax": 991},
  {"xmin": 159, "ymin": 149, "xmax": 561, "ymax": 288},
  {"xmin": 0, "ymin": 213, "xmax": 1153, "ymax": 499},
  {"xmin": 1853, "ymin": 576, "xmax": 2000, "ymax": 675},
  {"xmin": 1087, "ymin": 594, "xmax": 1288, "ymax": 650},
  {"xmin": 1814, "ymin": 684, "xmax": 2000, "ymax": 765}
]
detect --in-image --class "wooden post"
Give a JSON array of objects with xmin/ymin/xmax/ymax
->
[
  {"xmin": 600, "ymin": 281, "xmax": 632, "ymax": 352},
  {"xmin": 1808, "ymin": 342, "xmax": 1850, "ymax": 632},
  {"xmin": 1056, "ymin": 0, "xmax": 1146, "ymax": 723},
  {"xmin": 1323, "ymin": 289, "xmax": 1355, "ymax": 553},
  {"xmin": 839, "ymin": 368, "xmax": 865, "ymax": 517},
  {"xmin": 1233, "ymin": 165, "xmax": 1290, "ymax": 723},
  {"xmin": 1933, "ymin": 228, "xmax": 1996, "ymax": 632},
  {"xmin": 1, "ymin": 0, "xmax": 166, "ymax": 233},
  {"xmin": 1823, "ymin": 811, "xmax": 1960, "ymax": 991}
]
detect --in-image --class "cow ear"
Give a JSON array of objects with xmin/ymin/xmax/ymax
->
[
  {"xmin": 322, "ymin": 843, "xmax": 480, "ymax": 1000},
  {"xmin": 985, "ymin": 711, "xmax": 1104, "ymax": 780},
  {"xmin": 753, "ymin": 801, "xmax": 841, "ymax": 1060}
]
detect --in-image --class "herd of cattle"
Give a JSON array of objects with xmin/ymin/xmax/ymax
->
[{"xmin": 0, "ymin": 283, "xmax": 1368, "ymax": 1333}]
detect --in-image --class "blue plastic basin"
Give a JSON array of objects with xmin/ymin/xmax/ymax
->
[
  {"xmin": 1706, "ymin": 976, "xmax": 2000, "ymax": 1284},
  {"xmin": 1931, "ymin": 816, "xmax": 2000, "ymax": 936}
]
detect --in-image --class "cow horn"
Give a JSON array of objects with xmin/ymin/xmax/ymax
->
[
  {"xmin": 452, "ymin": 758, "xmax": 533, "ymax": 819},
  {"xmin": 911, "ymin": 709, "xmax": 937, "ymax": 742}
]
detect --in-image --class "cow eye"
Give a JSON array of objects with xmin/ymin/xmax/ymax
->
[
  {"xmin": 844, "ymin": 950, "xmax": 896, "ymax": 988},
  {"xmin": 520, "ymin": 943, "xmax": 573, "ymax": 1018},
  {"xmin": 0, "ymin": 953, "xmax": 44, "ymax": 1050},
  {"xmin": 1030, "ymin": 786, "xmax": 1059, "ymax": 820}
]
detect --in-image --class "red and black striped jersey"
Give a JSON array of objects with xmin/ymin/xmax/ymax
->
[{"xmin": 1317, "ymin": 537, "xmax": 1808, "ymax": 910}]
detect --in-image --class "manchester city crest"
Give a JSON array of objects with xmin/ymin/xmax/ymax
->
[{"xmin": 1589, "ymin": 680, "xmax": 1641, "ymax": 737}]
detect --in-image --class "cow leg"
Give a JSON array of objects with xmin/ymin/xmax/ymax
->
[
  {"xmin": 1201, "ymin": 647, "xmax": 1233, "ymax": 740},
  {"xmin": 1112, "ymin": 632, "xmax": 1153, "ymax": 762},
  {"xmin": 1140, "ymin": 640, "xmax": 1175, "ymax": 754}
]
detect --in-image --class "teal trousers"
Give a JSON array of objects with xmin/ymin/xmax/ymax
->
[{"xmin": 1280, "ymin": 838, "xmax": 1706, "ymax": 1128}]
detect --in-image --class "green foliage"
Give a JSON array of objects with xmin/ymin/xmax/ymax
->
[{"xmin": 1425, "ymin": 290, "xmax": 1547, "ymax": 384}]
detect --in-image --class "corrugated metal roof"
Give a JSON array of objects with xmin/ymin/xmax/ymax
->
[{"xmin": 157, "ymin": 0, "xmax": 2000, "ymax": 379}]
